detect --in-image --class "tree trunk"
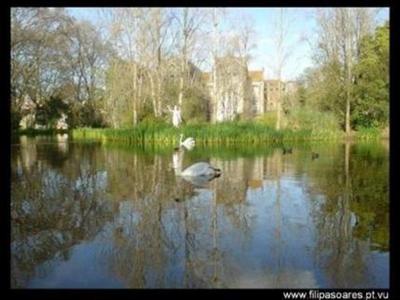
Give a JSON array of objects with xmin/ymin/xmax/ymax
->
[
  {"xmin": 343, "ymin": 141, "xmax": 351, "ymax": 240},
  {"xmin": 212, "ymin": 64, "xmax": 218, "ymax": 122},
  {"xmin": 149, "ymin": 74, "xmax": 158, "ymax": 117},
  {"xmin": 156, "ymin": 77, "xmax": 162, "ymax": 117},
  {"xmin": 344, "ymin": 50, "xmax": 352, "ymax": 135},
  {"xmin": 276, "ymin": 80, "xmax": 281, "ymax": 130},
  {"xmin": 212, "ymin": 8, "xmax": 219, "ymax": 123},
  {"xmin": 138, "ymin": 74, "xmax": 142, "ymax": 108},
  {"xmin": 345, "ymin": 92, "xmax": 351, "ymax": 135},
  {"xmin": 133, "ymin": 103, "xmax": 138, "ymax": 126},
  {"xmin": 133, "ymin": 63, "xmax": 138, "ymax": 126},
  {"xmin": 178, "ymin": 77, "xmax": 184, "ymax": 107},
  {"xmin": 178, "ymin": 8, "xmax": 188, "ymax": 108}
]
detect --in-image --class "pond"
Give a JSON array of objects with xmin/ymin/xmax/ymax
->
[{"xmin": 10, "ymin": 135, "xmax": 389, "ymax": 288}]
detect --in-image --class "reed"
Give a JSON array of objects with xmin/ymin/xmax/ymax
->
[
  {"xmin": 71, "ymin": 122, "xmax": 350, "ymax": 146},
  {"xmin": 353, "ymin": 127, "xmax": 383, "ymax": 140}
]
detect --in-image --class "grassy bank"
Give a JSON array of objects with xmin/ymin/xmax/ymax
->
[{"xmin": 71, "ymin": 122, "xmax": 384, "ymax": 146}]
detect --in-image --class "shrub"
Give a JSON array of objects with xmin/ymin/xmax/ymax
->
[
  {"xmin": 254, "ymin": 112, "xmax": 277, "ymax": 128},
  {"xmin": 286, "ymin": 107, "xmax": 340, "ymax": 132}
]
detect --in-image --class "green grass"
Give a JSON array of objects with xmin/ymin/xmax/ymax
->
[
  {"xmin": 15, "ymin": 120, "xmax": 383, "ymax": 145},
  {"xmin": 71, "ymin": 121, "xmax": 349, "ymax": 146},
  {"xmin": 353, "ymin": 127, "xmax": 384, "ymax": 141}
]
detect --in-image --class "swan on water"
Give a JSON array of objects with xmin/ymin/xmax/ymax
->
[
  {"xmin": 282, "ymin": 147, "xmax": 292, "ymax": 154},
  {"xmin": 180, "ymin": 162, "xmax": 221, "ymax": 177},
  {"xmin": 179, "ymin": 134, "xmax": 195, "ymax": 150},
  {"xmin": 172, "ymin": 149, "xmax": 221, "ymax": 179},
  {"xmin": 179, "ymin": 173, "xmax": 220, "ymax": 188}
]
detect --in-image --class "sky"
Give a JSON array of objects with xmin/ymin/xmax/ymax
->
[{"xmin": 67, "ymin": 7, "xmax": 389, "ymax": 81}]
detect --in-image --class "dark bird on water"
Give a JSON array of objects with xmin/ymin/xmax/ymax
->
[
  {"xmin": 283, "ymin": 147, "xmax": 293, "ymax": 155},
  {"xmin": 311, "ymin": 152, "xmax": 319, "ymax": 160}
]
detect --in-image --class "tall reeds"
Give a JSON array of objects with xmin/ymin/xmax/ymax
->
[{"xmin": 71, "ymin": 121, "xmax": 349, "ymax": 146}]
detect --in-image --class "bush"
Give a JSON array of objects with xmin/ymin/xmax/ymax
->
[
  {"xmin": 286, "ymin": 107, "xmax": 340, "ymax": 132},
  {"xmin": 254, "ymin": 112, "xmax": 277, "ymax": 128},
  {"xmin": 11, "ymin": 109, "xmax": 21, "ymax": 131},
  {"xmin": 354, "ymin": 126, "xmax": 381, "ymax": 140},
  {"xmin": 181, "ymin": 87, "xmax": 209, "ymax": 123}
]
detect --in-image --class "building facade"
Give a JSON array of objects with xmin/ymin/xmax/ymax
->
[
  {"xmin": 249, "ymin": 71, "xmax": 265, "ymax": 115},
  {"xmin": 202, "ymin": 57, "xmax": 295, "ymax": 122},
  {"xmin": 202, "ymin": 56, "xmax": 253, "ymax": 122},
  {"xmin": 264, "ymin": 80, "xmax": 286, "ymax": 112}
]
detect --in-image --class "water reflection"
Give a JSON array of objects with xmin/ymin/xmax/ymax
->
[{"xmin": 11, "ymin": 137, "xmax": 389, "ymax": 288}]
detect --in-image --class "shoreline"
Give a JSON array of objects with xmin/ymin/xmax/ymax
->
[
  {"xmin": 13, "ymin": 125, "xmax": 386, "ymax": 143},
  {"xmin": 13, "ymin": 123, "xmax": 386, "ymax": 145}
]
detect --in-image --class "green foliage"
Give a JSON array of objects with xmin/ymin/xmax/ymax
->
[
  {"xmin": 353, "ymin": 127, "xmax": 381, "ymax": 140},
  {"xmin": 138, "ymin": 99, "xmax": 158, "ymax": 123},
  {"xmin": 161, "ymin": 79, "xmax": 210, "ymax": 123},
  {"xmin": 306, "ymin": 141, "xmax": 389, "ymax": 252},
  {"xmin": 297, "ymin": 62, "xmax": 345, "ymax": 121},
  {"xmin": 11, "ymin": 8, "xmax": 388, "ymax": 135},
  {"xmin": 11, "ymin": 106, "xmax": 21, "ymax": 131},
  {"xmin": 181, "ymin": 87, "xmax": 209, "ymax": 123},
  {"xmin": 286, "ymin": 107, "xmax": 340, "ymax": 132},
  {"xmin": 11, "ymin": 8, "xmax": 109, "ymax": 130},
  {"xmin": 35, "ymin": 96, "xmax": 69, "ymax": 127},
  {"xmin": 254, "ymin": 112, "xmax": 277, "ymax": 128},
  {"xmin": 64, "ymin": 99, "xmax": 105, "ymax": 129},
  {"xmin": 298, "ymin": 21, "xmax": 389, "ymax": 132},
  {"xmin": 353, "ymin": 22, "xmax": 389, "ymax": 129},
  {"xmin": 72, "ymin": 121, "xmax": 352, "ymax": 146},
  {"xmin": 296, "ymin": 85, "xmax": 307, "ymax": 107}
]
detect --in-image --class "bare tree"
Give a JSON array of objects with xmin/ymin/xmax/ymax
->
[
  {"xmin": 211, "ymin": 8, "xmax": 223, "ymax": 122},
  {"xmin": 173, "ymin": 8, "xmax": 207, "ymax": 108},
  {"xmin": 315, "ymin": 8, "xmax": 375, "ymax": 134},
  {"xmin": 270, "ymin": 8, "xmax": 293, "ymax": 130},
  {"xmin": 102, "ymin": 8, "xmax": 175, "ymax": 125}
]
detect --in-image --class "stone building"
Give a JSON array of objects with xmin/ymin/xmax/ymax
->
[
  {"xmin": 202, "ymin": 56, "xmax": 253, "ymax": 122},
  {"xmin": 201, "ymin": 57, "xmax": 297, "ymax": 121},
  {"xmin": 264, "ymin": 80, "xmax": 286, "ymax": 112},
  {"xmin": 285, "ymin": 81, "xmax": 299, "ymax": 95},
  {"xmin": 248, "ymin": 70, "xmax": 265, "ymax": 115}
]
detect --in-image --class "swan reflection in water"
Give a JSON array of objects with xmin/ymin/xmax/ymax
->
[{"xmin": 172, "ymin": 148, "xmax": 221, "ymax": 189}]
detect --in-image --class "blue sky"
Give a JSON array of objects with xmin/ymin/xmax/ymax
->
[
  {"xmin": 228, "ymin": 8, "xmax": 319, "ymax": 80},
  {"xmin": 67, "ymin": 7, "xmax": 389, "ymax": 81}
]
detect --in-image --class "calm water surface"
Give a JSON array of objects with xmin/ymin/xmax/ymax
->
[{"xmin": 11, "ymin": 135, "xmax": 389, "ymax": 288}]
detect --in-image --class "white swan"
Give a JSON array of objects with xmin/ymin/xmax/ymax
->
[
  {"xmin": 172, "ymin": 149, "xmax": 221, "ymax": 179},
  {"xmin": 179, "ymin": 134, "xmax": 195, "ymax": 150},
  {"xmin": 180, "ymin": 162, "xmax": 221, "ymax": 177}
]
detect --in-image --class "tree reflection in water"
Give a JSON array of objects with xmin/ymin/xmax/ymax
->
[
  {"xmin": 11, "ymin": 137, "xmax": 389, "ymax": 288},
  {"xmin": 307, "ymin": 141, "xmax": 389, "ymax": 288}
]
